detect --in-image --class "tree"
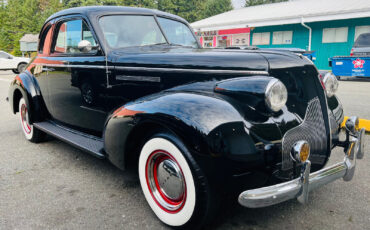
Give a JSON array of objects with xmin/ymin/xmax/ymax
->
[
  {"xmin": 156, "ymin": 0, "xmax": 204, "ymax": 23},
  {"xmin": 202, "ymin": 0, "xmax": 232, "ymax": 19},
  {"xmin": 0, "ymin": 0, "xmax": 63, "ymax": 54},
  {"xmin": 65, "ymin": 0, "xmax": 123, "ymax": 7},
  {"xmin": 123, "ymin": 0, "xmax": 156, "ymax": 8},
  {"xmin": 245, "ymin": 0, "xmax": 288, "ymax": 7}
]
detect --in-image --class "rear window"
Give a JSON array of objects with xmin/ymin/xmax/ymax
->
[{"xmin": 354, "ymin": 33, "xmax": 370, "ymax": 47}]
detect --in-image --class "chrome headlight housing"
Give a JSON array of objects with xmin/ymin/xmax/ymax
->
[
  {"xmin": 265, "ymin": 79, "xmax": 288, "ymax": 112},
  {"xmin": 323, "ymin": 72, "xmax": 339, "ymax": 97}
]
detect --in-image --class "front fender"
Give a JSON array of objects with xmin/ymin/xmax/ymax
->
[{"xmin": 104, "ymin": 91, "xmax": 282, "ymax": 172}]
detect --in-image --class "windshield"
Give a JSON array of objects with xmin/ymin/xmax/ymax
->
[
  {"xmin": 157, "ymin": 17, "xmax": 198, "ymax": 48},
  {"xmin": 99, "ymin": 15, "xmax": 166, "ymax": 48},
  {"xmin": 354, "ymin": 33, "xmax": 370, "ymax": 47},
  {"xmin": 99, "ymin": 15, "xmax": 198, "ymax": 49}
]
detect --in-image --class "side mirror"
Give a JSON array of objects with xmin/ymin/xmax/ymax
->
[
  {"xmin": 7, "ymin": 56, "xmax": 13, "ymax": 59},
  {"xmin": 78, "ymin": 40, "xmax": 92, "ymax": 53}
]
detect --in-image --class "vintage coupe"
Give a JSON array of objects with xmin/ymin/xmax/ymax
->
[{"xmin": 8, "ymin": 6, "xmax": 365, "ymax": 228}]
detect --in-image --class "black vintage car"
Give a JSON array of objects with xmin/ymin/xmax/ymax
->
[{"xmin": 8, "ymin": 6, "xmax": 365, "ymax": 228}]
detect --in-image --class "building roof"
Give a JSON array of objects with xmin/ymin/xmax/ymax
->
[
  {"xmin": 19, "ymin": 34, "xmax": 38, "ymax": 43},
  {"xmin": 191, "ymin": 0, "xmax": 370, "ymax": 31}
]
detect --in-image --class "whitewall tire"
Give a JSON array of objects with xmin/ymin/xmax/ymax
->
[
  {"xmin": 19, "ymin": 98, "xmax": 34, "ymax": 140},
  {"xmin": 18, "ymin": 98, "xmax": 45, "ymax": 143},
  {"xmin": 138, "ymin": 133, "xmax": 216, "ymax": 228}
]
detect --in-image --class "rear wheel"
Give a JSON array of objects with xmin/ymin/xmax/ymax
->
[
  {"xmin": 138, "ymin": 132, "xmax": 216, "ymax": 228},
  {"xmin": 12, "ymin": 69, "xmax": 19, "ymax": 74},
  {"xmin": 18, "ymin": 98, "xmax": 45, "ymax": 142}
]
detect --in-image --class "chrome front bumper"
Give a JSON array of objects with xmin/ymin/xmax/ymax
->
[{"xmin": 238, "ymin": 126, "xmax": 366, "ymax": 208}]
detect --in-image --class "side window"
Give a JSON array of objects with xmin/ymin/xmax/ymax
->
[
  {"xmin": 38, "ymin": 25, "xmax": 51, "ymax": 54},
  {"xmin": 53, "ymin": 19, "xmax": 97, "ymax": 54}
]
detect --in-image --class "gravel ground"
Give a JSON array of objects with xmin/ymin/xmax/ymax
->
[{"xmin": 1, "ymin": 70, "xmax": 370, "ymax": 230}]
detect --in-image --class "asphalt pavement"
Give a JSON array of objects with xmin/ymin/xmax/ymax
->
[{"xmin": 1, "ymin": 70, "xmax": 370, "ymax": 230}]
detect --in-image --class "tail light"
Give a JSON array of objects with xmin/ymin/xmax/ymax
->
[{"xmin": 350, "ymin": 48, "xmax": 354, "ymax": 56}]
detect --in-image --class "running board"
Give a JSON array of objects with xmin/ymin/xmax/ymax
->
[{"xmin": 33, "ymin": 121, "xmax": 105, "ymax": 159}]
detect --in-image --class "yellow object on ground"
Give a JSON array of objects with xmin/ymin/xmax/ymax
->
[{"xmin": 341, "ymin": 116, "xmax": 370, "ymax": 132}]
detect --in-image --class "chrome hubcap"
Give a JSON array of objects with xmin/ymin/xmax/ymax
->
[
  {"xmin": 157, "ymin": 159, "xmax": 184, "ymax": 200},
  {"xmin": 20, "ymin": 103, "xmax": 31, "ymax": 134},
  {"xmin": 146, "ymin": 150, "xmax": 186, "ymax": 213}
]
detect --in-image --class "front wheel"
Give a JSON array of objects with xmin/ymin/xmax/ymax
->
[
  {"xmin": 18, "ymin": 98, "xmax": 45, "ymax": 142},
  {"xmin": 138, "ymin": 132, "xmax": 216, "ymax": 228}
]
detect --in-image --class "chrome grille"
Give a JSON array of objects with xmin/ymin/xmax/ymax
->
[{"xmin": 282, "ymin": 97, "xmax": 327, "ymax": 170}]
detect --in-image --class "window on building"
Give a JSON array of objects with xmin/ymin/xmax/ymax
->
[
  {"xmin": 252, "ymin": 32, "xmax": 270, "ymax": 45},
  {"xmin": 322, "ymin": 27, "xmax": 348, "ymax": 43},
  {"xmin": 355, "ymin": 26, "xmax": 370, "ymax": 41},
  {"xmin": 272, "ymin": 31, "xmax": 293, "ymax": 45}
]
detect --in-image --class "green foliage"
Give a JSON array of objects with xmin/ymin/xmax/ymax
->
[
  {"xmin": 0, "ymin": 0, "xmax": 63, "ymax": 54},
  {"xmin": 245, "ymin": 0, "xmax": 288, "ymax": 7},
  {"xmin": 156, "ymin": 0, "xmax": 204, "ymax": 23},
  {"xmin": 202, "ymin": 0, "xmax": 232, "ymax": 19},
  {"xmin": 0, "ymin": 0, "xmax": 232, "ymax": 54}
]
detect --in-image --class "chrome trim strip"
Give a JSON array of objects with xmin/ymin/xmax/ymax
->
[
  {"xmin": 115, "ymin": 66, "xmax": 269, "ymax": 75},
  {"xmin": 116, "ymin": 75, "xmax": 161, "ymax": 82},
  {"xmin": 42, "ymin": 64, "xmax": 108, "ymax": 69},
  {"xmin": 40, "ymin": 63, "xmax": 269, "ymax": 75}
]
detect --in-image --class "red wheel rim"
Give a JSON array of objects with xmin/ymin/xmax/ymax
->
[{"xmin": 145, "ymin": 150, "xmax": 187, "ymax": 213}]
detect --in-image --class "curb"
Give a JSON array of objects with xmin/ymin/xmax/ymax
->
[{"xmin": 341, "ymin": 116, "xmax": 370, "ymax": 132}]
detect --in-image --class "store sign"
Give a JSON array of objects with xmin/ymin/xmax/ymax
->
[
  {"xmin": 199, "ymin": 30, "xmax": 218, "ymax": 36},
  {"xmin": 232, "ymin": 34, "xmax": 250, "ymax": 46}
]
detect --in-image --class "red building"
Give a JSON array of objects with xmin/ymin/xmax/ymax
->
[{"xmin": 196, "ymin": 27, "xmax": 250, "ymax": 48}]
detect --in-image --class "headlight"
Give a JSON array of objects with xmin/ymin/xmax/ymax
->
[
  {"xmin": 291, "ymin": 141, "xmax": 310, "ymax": 163},
  {"xmin": 265, "ymin": 79, "xmax": 288, "ymax": 112},
  {"xmin": 323, "ymin": 72, "xmax": 338, "ymax": 97}
]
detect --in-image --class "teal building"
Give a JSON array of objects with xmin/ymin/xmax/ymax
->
[{"xmin": 192, "ymin": 0, "xmax": 370, "ymax": 70}]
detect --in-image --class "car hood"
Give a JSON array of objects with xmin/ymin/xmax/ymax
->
[
  {"xmin": 111, "ymin": 47, "xmax": 270, "ymax": 71},
  {"xmin": 110, "ymin": 46, "xmax": 312, "ymax": 73},
  {"xmin": 15, "ymin": 56, "xmax": 30, "ymax": 62}
]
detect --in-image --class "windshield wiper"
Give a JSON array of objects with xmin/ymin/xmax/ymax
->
[
  {"xmin": 150, "ymin": 42, "xmax": 168, "ymax": 46},
  {"xmin": 170, "ymin": 43, "xmax": 194, "ymax": 48}
]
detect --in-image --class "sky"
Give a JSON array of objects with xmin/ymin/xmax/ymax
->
[{"xmin": 232, "ymin": 0, "xmax": 245, "ymax": 9}]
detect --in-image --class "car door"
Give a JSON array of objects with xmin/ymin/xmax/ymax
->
[{"xmin": 47, "ymin": 17, "xmax": 108, "ymax": 134}]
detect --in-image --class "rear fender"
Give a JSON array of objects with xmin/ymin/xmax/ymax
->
[{"xmin": 8, "ymin": 71, "xmax": 46, "ymax": 123}]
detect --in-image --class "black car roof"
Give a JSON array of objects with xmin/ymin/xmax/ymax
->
[{"xmin": 46, "ymin": 6, "xmax": 186, "ymax": 23}]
